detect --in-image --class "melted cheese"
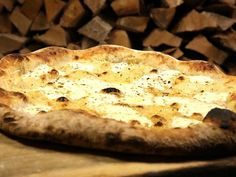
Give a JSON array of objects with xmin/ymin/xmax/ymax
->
[{"xmin": 4, "ymin": 59, "xmax": 234, "ymax": 129}]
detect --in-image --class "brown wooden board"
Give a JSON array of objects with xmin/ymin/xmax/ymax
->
[{"xmin": 0, "ymin": 132, "xmax": 236, "ymax": 177}]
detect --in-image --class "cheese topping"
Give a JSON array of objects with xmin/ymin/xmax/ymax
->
[{"xmin": 3, "ymin": 59, "xmax": 235, "ymax": 129}]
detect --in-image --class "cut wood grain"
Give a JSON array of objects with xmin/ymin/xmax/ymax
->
[
  {"xmin": 20, "ymin": 0, "xmax": 43, "ymax": 20},
  {"xmin": 186, "ymin": 35, "xmax": 228, "ymax": 64},
  {"xmin": 116, "ymin": 16, "xmax": 149, "ymax": 33},
  {"xmin": 163, "ymin": 47, "xmax": 183, "ymax": 59},
  {"xmin": 10, "ymin": 7, "xmax": 32, "ymax": 36},
  {"xmin": 0, "ymin": 13, "xmax": 12, "ymax": 33},
  {"xmin": 143, "ymin": 29, "xmax": 182, "ymax": 47},
  {"xmin": 60, "ymin": 0, "xmax": 85, "ymax": 28},
  {"xmin": 108, "ymin": 29, "xmax": 131, "ymax": 48},
  {"xmin": 34, "ymin": 25, "xmax": 69, "ymax": 47},
  {"xmin": 150, "ymin": 8, "xmax": 176, "ymax": 29},
  {"xmin": 78, "ymin": 16, "xmax": 113, "ymax": 42},
  {"xmin": 214, "ymin": 31, "xmax": 236, "ymax": 52},
  {"xmin": 111, "ymin": 0, "xmax": 140, "ymax": 16},
  {"xmin": 0, "ymin": 34, "xmax": 28, "ymax": 54},
  {"xmin": 84, "ymin": 0, "xmax": 106, "ymax": 15},
  {"xmin": 31, "ymin": 12, "xmax": 50, "ymax": 31},
  {"xmin": 44, "ymin": 0, "xmax": 65, "ymax": 22}
]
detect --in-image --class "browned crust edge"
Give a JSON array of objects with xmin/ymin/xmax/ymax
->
[{"xmin": 0, "ymin": 45, "xmax": 236, "ymax": 155}]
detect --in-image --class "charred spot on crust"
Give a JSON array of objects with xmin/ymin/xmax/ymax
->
[
  {"xmin": 8, "ymin": 54, "xmax": 29, "ymax": 61},
  {"xmin": 48, "ymin": 69, "xmax": 59, "ymax": 75},
  {"xmin": 56, "ymin": 96, "xmax": 69, "ymax": 102},
  {"xmin": 177, "ymin": 76, "xmax": 184, "ymax": 80},
  {"xmin": 150, "ymin": 69, "xmax": 158, "ymax": 73},
  {"xmin": 74, "ymin": 55, "xmax": 79, "ymax": 60},
  {"xmin": 101, "ymin": 87, "xmax": 121, "ymax": 95},
  {"xmin": 3, "ymin": 113, "xmax": 16, "ymax": 123},
  {"xmin": 152, "ymin": 115, "xmax": 167, "ymax": 127},
  {"xmin": 204, "ymin": 108, "xmax": 236, "ymax": 129},
  {"xmin": 105, "ymin": 132, "xmax": 121, "ymax": 145},
  {"xmin": 12, "ymin": 92, "xmax": 27, "ymax": 102}
]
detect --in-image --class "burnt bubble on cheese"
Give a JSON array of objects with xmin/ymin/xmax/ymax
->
[{"xmin": 3, "ymin": 59, "xmax": 235, "ymax": 129}]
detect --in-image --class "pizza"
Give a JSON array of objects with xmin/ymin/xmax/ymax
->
[{"xmin": 0, "ymin": 45, "xmax": 236, "ymax": 155}]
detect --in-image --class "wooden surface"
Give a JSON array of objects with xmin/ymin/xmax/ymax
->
[{"xmin": 0, "ymin": 132, "xmax": 236, "ymax": 177}]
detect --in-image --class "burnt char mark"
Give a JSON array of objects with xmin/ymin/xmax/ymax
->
[
  {"xmin": 48, "ymin": 69, "xmax": 59, "ymax": 75},
  {"xmin": 101, "ymin": 87, "xmax": 121, "ymax": 94},
  {"xmin": 204, "ymin": 108, "xmax": 236, "ymax": 129},
  {"xmin": 8, "ymin": 54, "xmax": 29, "ymax": 61},
  {"xmin": 12, "ymin": 92, "xmax": 27, "ymax": 102},
  {"xmin": 3, "ymin": 112, "xmax": 16, "ymax": 123},
  {"xmin": 190, "ymin": 62, "xmax": 216, "ymax": 72},
  {"xmin": 56, "ymin": 96, "xmax": 69, "ymax": 102}
]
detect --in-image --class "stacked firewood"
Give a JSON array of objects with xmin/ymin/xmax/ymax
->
[{"xmin": 0, "ymin": 0, "xmax": 236, "ymax": 74}]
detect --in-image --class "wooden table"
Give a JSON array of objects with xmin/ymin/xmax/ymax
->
[{"xmin": 0, "ymin": 132, "xmax": 236, "ymax": 177}]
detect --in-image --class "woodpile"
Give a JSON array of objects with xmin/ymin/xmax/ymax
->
[{"xmin": 0, "ymin": 0, "xmax": 236, "ymax": 75}]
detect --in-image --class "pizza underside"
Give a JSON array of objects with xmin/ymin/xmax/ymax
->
[{"xmin": 0, "ymin": 45, "xmax": 236, "ymax": 155}]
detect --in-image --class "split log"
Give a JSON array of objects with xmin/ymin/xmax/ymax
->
[
  {"xmin": 150, "ymin": 8, "xmax": 176, "ymax": 29},
  {"xmin": 163, "ymin": 47, "xmax": 183, "ymax": 59},
  {"xmin": 17, "ymin": 0, "xmax": 25, "ymax": 4},
  {"xmin": 214, "ymin": 32, "xmax": 236, "ymax": 52},
  {"xmin": 111, "ymin": 0, "xmax": 140, "ymax": 16},
  {"xmin": 78, "ymin": 16, "xmax": 113, "ymax": 42},
  {"xmin": 19, "ymin": 48, "xmax": 31, "ymax": 54},
  {"xmin": 20, "ymin": 0, "xmax": 43, "ymax": 20},
  {"xmin": 0, "ymin": 13, "xmax": 12, "ymax": 33},
  {"xmin": 108, "ymin": 29, "xmax": 131, "ymax": 48},
  {"xmin": 60, "ymin": 0, "xmax": 85, "ymax": 28},
  {"xmin": 174, "ymin": 10, "xmax": 236, "ymax": 33},
  {"xmin": 186, "ymin": 35, "xmax": 228, "ymax": 64},
  {"xmin": 116, "ymin": 16, "xmax": 149, "ymax": 33},
  {"xmin": 0, "ymin": 4, "xmax": 3, "ymax": 12},
  {"xmin": 31, "ymin": 12, "xmax": 50, "ymax": 31},
  {"xmin": 143, "ymin": 29, "xmax": 182, "ymax": 48},
  {"xmin": 80, "ymin": 37, "xmax": 98, "ymax": 49},
  {"xmin": 0, "ymin": 34, "xmax": 28, "ymax": 54},
  {"xmin": 217, "ymin": 0, "xmax": 235, "ymax": 4},
  {"xmin": 44, "ymin": 0, "xmax": 65, "ymax": 22},
  {"xmin": 34, "ymin": 25, "xmax": 69, "ymax": 47},
  {"xmin": 9, "ymin": 7, "xmax": 32, "ymax": 36},
  {"xmin": 67, "ymin": 43, "xmax": 80, "ymax": 50},
  {"xmin": 84, "ymin": 0, "xmax": 106, "ymax": 15},
  {"xmin": 0, "ymin": 0, "xmax": 14, "ymax": 11},
  {"xmin": 162, "ymin": 0, "xmax": 183, "ymax": 8}
]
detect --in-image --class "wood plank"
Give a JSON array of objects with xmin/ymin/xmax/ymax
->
[
  {"xmin": 20, "ymin": 0, "xmax": 43, "ymax": 20},
  {"xmin": 67, "ymin": 43, "xmax": 80, "ymax": 50},
  {"xmin": 186, "ymin": 35, "xmax": 228, "ymax": 65},
  {"xmin": 78, "ymin": 16, "xmax": 113, "ymax": 42},
  {"xmin": 0, "ymin": 34, "xmax": 28, "ymax": 54},
  {"xmin": 60, "ymin": 0, "xmax": 85, "ymax": 28},
  {"xmin": 151, "ymin": 7, "xmax": 176, "ymax": 29},
  {"xmin": 143, "ymin": 29, "xmax": 182, "ymax": 47},
  {"xmin": 31, "ymin": 12, "xmax": 50, "ymax": 31},
  {"xmin": 10, "ymin": 7, "xmax": 32, "ymax": 36},
  {"xmin": 34, "ymin": 25, "xmax": 69, "ymax": 47},
  {"xmin": 111, "ymin": 0, "xmax": 140, "ymax": 16},
  {"xmin": 0, "ymin": 133, "xmax": 236, "ymax": 177},
  {"xmin": 108, "ymin": 29, "xmax": 131, "ymax": 48},
  {"xmin": 44, "ymin": 0, "xmax": 65, "ymax": 22},
  {"xmin": 116, "ymin": 16, "xmax": 149, "ymax": 33},
  {"xmin": 84, "ymin": 0, "xmax": 106, "ymax": 15}
]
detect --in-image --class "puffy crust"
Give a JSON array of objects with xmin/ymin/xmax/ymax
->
[
  {"xmin": 0, "ymin": 105, "xmax": 236, "ymax": 155},
  {"xmin": 0, "ymin": 45, "xmax": 236, "ymax": 155}
]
